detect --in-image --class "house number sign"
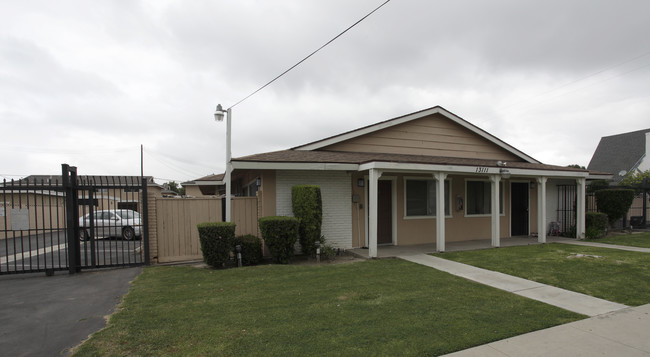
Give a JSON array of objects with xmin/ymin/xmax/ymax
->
[{"xmin": 475, "ymin": 167, "xmax": 489, "ymax": 173}]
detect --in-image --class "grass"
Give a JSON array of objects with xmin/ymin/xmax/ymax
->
[
  {"xmin": 74, "ymin": 260, "xmax": 582, "ymax": 356},
  {"xmin": 585, "ymin": 231, "xmax": 650, "ymax": 248},
  {"xmin": 434, "ymin": 243, "xmax": 650, "ymax": 306}
]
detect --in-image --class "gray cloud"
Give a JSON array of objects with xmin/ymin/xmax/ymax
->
[{"xmin": 1, "ymin": 0, "xmax": 650, "ymax": 182}]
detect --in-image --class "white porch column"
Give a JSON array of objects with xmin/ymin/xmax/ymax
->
[
  {"xmin": 435, "ymin": 172, "xmax": 448, "ymax": 252},
  {"xmin": 576, "ymin": 178, "xmax": 586, "ymax": 239},
  {"xmin": 368, "ymin": 168, "xmax": 382, "ymax": 258},
  {"xmin": 490, "ymin": 175, "xmax": 501, "ymax": 247},
  {"xmin": 537, "ymin": 177, "xmax": 548, "ymax": 243}
]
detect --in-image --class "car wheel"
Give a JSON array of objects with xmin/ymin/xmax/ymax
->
[
  {"xmin": 122, "ymin": 227, "xmax": 136, "ymax": 240},
  {"xmin": 80, "ymin": 229, "xmax": 89, "ymax": 241}
]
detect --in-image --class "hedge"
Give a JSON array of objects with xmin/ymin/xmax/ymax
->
[
  {"xmin": 585, "ymin": 212, "xmax": 608, "ymax": 238},
  {"xmin": 233, "ymin": 234, "xmax": 263, "ymax": 266},
  {"xmin": 595, "ymin": 189, "xmax": 635, "ymax": 226},
  {"xmin": 259, "ymin": 216, "xmax": 299, "ymax": 264},
  {"xmin": 291, "ymin": 185, "xmax": 323, "ymax": 256},
  {"xmin": 197, "ymin": 222, "xmax": 236, "ymax": 268}
]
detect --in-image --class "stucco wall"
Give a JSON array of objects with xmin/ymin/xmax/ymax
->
[{"xmin": 276, "ymin": 170, "xmax": 353, "ymax": 249}]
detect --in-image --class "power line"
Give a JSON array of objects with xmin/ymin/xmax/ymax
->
[
  {"xmin": 496, "ymin": 49, "xmax": 650, "ymax": 114},
  {"xmin": 227, "ymin": 0, "xmax": 391, "ymax": 110}
]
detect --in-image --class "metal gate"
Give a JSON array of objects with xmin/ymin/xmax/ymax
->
[
  {"xmin": 1, "ymin": 164, "xmax": 149, "ymax": 275},
  {"xmin": 556, "ymin": 184, "xmax": 577, "ymax": 234}
]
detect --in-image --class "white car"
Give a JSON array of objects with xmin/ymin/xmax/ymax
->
[{"xmin": 79, "ymin": 209, "xmax": 142, "ymax": 241}]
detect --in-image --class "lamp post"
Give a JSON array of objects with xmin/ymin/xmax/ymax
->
[{"xmin": 214, "ymin": 104, "xmax": 232, "ymax": 222}]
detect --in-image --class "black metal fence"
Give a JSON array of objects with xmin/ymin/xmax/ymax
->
[
  {"xmin": 556, "ymin": 185, "xmax": 577, "ymax": 234},
  {"xmin": 1, "ymin": 164, "xmax": 149, "ymax": 276}
]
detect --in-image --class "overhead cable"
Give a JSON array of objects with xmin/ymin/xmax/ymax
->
[{"xmin": 227, "ymin": 0, "xmax": 391, "ymax": 110}]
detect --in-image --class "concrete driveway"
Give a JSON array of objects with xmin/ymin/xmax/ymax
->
[{"xmin": 0, "ymin": 267, "xmax": 142, "ymax": 356}]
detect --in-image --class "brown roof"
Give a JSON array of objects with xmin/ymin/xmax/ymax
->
[{"xmin": 234, "ymin": 150, "xmax": 585, "ymax": 173}]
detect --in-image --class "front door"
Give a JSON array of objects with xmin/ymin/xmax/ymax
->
[
  {"xmin": 377, "ymin": 180, "xmax": 393, "ymax": 244},
  {"xmin": 511, "ymin": 182, "xmax": 529, "ymax": 236}
]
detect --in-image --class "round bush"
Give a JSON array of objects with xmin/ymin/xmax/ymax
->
[
  {"xmin": 259, "ymin": 216, "xmax": 299, "ymax": 264},
  {"xmin": 595, "ymin": 189, "xmax": 635, "ymax": 226},
  {"xmin": 585, "ymin": 212, "xmax": 608, "ymax": 238},
  {"xmin": 233, "ymin": 234, "xmax": 263, "ymax": 266},
  {"xmin": 197, "ymin": 222, "xmax": 236, "ymax": 268}
]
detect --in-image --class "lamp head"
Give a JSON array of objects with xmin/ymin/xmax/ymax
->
[{"xmin": 214, "ymin": 104, "xmax": 225, "ymax": 122}]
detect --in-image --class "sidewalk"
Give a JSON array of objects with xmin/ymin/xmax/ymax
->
[
  {"xmin": 444, "ymin": 303, "xmax": 650, "ymax": 356},
  {"xmin": 400, "ymin": 254, "xmax": 627, "ymax": 317},
  {"xmin": 552, "ymin": 237, "xmax": 650, "ymax": 253},
  {"xmin": 398, "ymin": 248, "xmax": 650, "ymax": 356}
]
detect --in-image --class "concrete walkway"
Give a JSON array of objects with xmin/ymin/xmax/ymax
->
[
  {"xmin": 395, "ymin": 243, "xmax": 650, "ymax": 356},
  {"xmin": 444, "ymin": 303, "xmax": 650, "ymax": 356},
  {"xmin": 400, "ymin": 253, "xmax": 628, "ymax": 317},
  {"xmin": 552, "ymin": 237, "xmax": 650, "ymax": 253}
]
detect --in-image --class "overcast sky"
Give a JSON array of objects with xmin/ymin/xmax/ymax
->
[{"xmin": 2, "ymin": 0, "xmax": 650, "ymax": 184}]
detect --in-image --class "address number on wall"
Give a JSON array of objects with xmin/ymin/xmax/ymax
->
[{"xmin": 475, "ymin": 167, "xmax": 489, "ymax": 173}]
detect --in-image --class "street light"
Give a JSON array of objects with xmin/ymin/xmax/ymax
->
[{"xmin": 214, "ymin": 104, "xmax": 232, "ymax": 222}]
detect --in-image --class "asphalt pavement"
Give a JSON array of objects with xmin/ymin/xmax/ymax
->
[{"xmin": 0, "ymin": 267, "xmax": 141, "ymax": 356}]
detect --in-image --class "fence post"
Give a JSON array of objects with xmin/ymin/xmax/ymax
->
[
  {"xmin": 142, "ymin": 177, "xmax": 150, "ymax": 265},
  {"xmin": 221, "ymin": 196, "xmax": 226, "ymax": 222},
  {"xmin": 62, "ymin": 164, "xmax": 81, "ymax": 274},
  {"xmin": 643, "ymin": 178, "xmax": 648, "ymax": 228}
]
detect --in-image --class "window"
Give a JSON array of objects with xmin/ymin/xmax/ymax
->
[
  {"xmin": 466, "ymin": 180, "xmax": 504, "ymax": 215},
  {"xmin": 242, "ymin": 180, "xmax": 259, "ymax": 197},
  {"xmin": 405, "ymin": 179, "xmax": 450, "ymax": 217}
]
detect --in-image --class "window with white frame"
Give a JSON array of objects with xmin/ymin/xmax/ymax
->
[
  {"xmin": 466, "ymin": 180, "xmax": 504, "ymax": 215},
  {"xmin": 405, "ymin": 179, "xmax": 450, "ymax": 217}
]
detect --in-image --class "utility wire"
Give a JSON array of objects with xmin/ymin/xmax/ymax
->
[
  {"xmin": 497, "ymin": 49, "xmax": 650, "ymax": 114},
  {"xmin": 227, "ymin": 0, "xmax": 391, "ymax": 110}
]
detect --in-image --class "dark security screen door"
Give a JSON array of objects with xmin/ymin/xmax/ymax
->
[
  {"xmin": 511, "ymin": 182, "xmax": 529, "ymax": 236},
  {"xmin": 377, "ymin": 180, "xmax": 392, "ymax": 244}
]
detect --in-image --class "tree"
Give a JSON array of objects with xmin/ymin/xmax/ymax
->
[
  {"xmin": 164, "ymin": 181, "xmax": 186, "ymax": 195},
  {"xmin": 567, "ymin": 164, "xmax": 586, "ymax": 169},
  {"xmin": 619, "ymin": 170, "xmax": 650, "ymax": 187}
]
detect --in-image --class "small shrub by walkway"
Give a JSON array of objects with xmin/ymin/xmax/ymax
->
[
  {"xmin": 434, "ymin": 243, "xmax": 650, "ymax": 306},
  {"xmin": 74, "ymin": 260, "xmax": 582, "ymax": 356}
]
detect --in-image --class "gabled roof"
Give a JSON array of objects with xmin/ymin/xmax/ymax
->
[
  {"xmin": 587, "ymin": 128, "xmax": 650, "ymax": 183},
  {"xmin": 292, "ymin": 106, "xmax": 540, "ymax": 164},
  {"xmin": 181, "ymin": 173, "xmax": 225, "ymax": 187}
]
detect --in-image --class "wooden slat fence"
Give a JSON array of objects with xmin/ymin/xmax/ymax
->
[{"xmin": 153, "ymin": 197, "xmax": 258, "ymax": 263}]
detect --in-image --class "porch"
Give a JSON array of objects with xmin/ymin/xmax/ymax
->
[{"xmin": 347, "ymin": 236, "xmax": 578, "ymax": 259}]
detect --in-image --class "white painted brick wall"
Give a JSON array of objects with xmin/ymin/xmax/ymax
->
[{"xmin": 276, "ymin": 170, "xmax": 352, "ymax": 249}]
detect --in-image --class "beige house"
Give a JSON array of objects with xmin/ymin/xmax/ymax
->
[{"xmin": 227, "ymin": 106, "xmax": 589, "ymax": 258}]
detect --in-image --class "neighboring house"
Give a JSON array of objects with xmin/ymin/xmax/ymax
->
[
  {"xmin": 587, "ymin": 128, "xmax": 650, "ymax": 184},
  {"xmin": 227, "ymin": 106, "xmax": 591, "ymax": 257},
  {"xmin": 181, "ymin": 173, "xmax": 225, "ymax": 197}
]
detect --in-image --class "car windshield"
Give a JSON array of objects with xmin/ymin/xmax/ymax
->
[{"xmin": 117, "ymin": 211, "xmax": 140, "ymax": 220}]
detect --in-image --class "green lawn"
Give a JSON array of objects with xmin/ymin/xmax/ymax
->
[
  {"xmin": 586, "ymin": 231, "xmax": 650, "ymax": 248},
  {"xmin": 74, "ymin": 260, "xmax": 582, "ymax": 356},
  {"xmin": 434, "ymin": 243, "xmax": 650, "ymax": 306}
]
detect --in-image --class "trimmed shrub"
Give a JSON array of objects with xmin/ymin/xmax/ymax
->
[
  {"xmin": 595, "ymin": 189, "xmax": 635, "ymax": 226},
  {"xmin": 587, "ymin": 180, "xmax": 610, "ymax": 193},
  {"xmin": 585, "ymin": 212, "xmax": 608, "ymax": 238},
  {"xmin": 291, "ymin": 185, "xmax": 322, "ymax": 256},
  {"xmin": 197, "ymin": 222, "xmax": 236, "ymax": 268},
  {"xmin": 259, "ymin": 216, "xmax": 299, "ymax": 264},
  {"xmin": 233, "ymin": 234, "xmax": 263, "ymax": 266}
]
